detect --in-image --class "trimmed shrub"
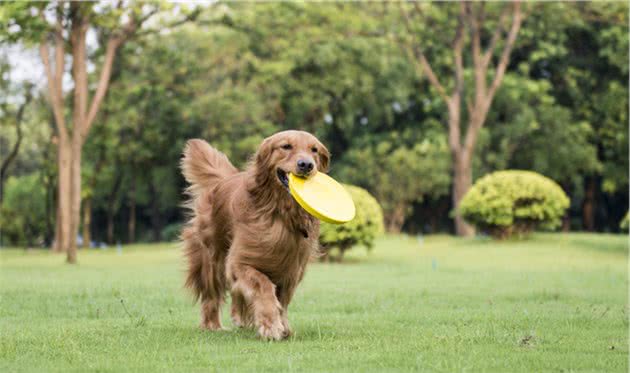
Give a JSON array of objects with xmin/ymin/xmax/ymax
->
[
  {"xmin": 459, "ymin": 170, "xmax": 569, "ymax": 239},
  {"xmin": 319, "ymin": 184, "xmax": 384, "ymax": 261}
]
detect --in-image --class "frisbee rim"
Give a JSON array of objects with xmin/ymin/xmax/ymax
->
[{"xmin": 288, "ymin": 172, "xmax": 355, "ymax": 224}]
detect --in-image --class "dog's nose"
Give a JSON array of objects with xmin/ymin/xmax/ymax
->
[{"xmin": 297, "ymin": 159, "xmax": 314, "ymax": 174}]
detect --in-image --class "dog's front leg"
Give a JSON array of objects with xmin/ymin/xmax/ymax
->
[
  {"xmin": 276, "ymin": 282, "xmax": 299, "ymax": 338},
  {"xmin": 229, "ymin": 264, "xmax": 284, "ymax": 340}
]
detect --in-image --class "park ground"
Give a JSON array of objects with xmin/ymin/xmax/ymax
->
[{"xmin": 0, "ymin": 233, "xmax": 627, "ymax": 372}]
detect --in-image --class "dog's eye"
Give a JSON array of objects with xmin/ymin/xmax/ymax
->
[
  {"xmin": 311, "ymin": 147, "xmax": 318, "ymax": 153},
  {"xmin": 281, "ymin": 144, "xmax": 292, "ymax": 150}
]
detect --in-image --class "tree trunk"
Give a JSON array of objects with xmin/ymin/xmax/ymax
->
[
  {"xmin": 55, "ymin": 138, "xmax": 72, "ymax": 253},
  {"xmin": 82, "ymin": 197, "xmax": 92, "ymax": 248},
  {"xmin": 338, "ymin": 247, "xmax": 347, "ymax": 263},
  {"xmin": 452, "ymin": 151, "xmax": 475, "ymax": 237},
  {"xmin": 44, "ymin": 167, "xmax": 55, "ymax": 247},
  {"xmin": 66, "ymin": 138, "xmax": 82, "ymax": 264},
  {"xmin": 149, "ymin": 180, "xmax": 162, "ymax": 242},
  {"xmin": 128, "ymin": 175, "xmax": 136, "ymax": 243},
  {"xmin": 562, "ymin": 215, "xmax": 570, "ymax": 232},
  {"xmin": 106, "ymin": 172, "xmax": 123, "ymax": 245},
  {"xmin": 107, "ymin": 210, "xmax": 115, "ymax": 245},
  {"xmin": 385, "ymin": 203, "xmax": 407, "ymax": 233},
  {"xmin": 582, "ymin": 177, "xmax": 596, "ymax": 231}
]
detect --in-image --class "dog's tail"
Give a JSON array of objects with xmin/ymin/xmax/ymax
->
[
  {"xmin": 181, "ymin": 139, "xmax": 234, "ymax": 304},
  {"xmin": 181, "ymin": 139, "xmax": 238, "ymax": 197}
]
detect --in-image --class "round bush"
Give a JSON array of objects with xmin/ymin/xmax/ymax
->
[
  {"xmin": 459, "ymin": 170, "xmax": 569, "ymax": 238},
  {"xmin": 319, "ymin": 184, "xmax": 384, "ymax": 260}
]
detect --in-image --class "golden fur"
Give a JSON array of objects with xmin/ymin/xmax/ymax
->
[{"xmin": 181, "ymin": 130, "xmax": 330, "ymax": 340}]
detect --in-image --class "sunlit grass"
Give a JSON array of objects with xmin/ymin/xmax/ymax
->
[{"xmin": 1, "ymin": 233, "xmax": 627, "ymax": 372}]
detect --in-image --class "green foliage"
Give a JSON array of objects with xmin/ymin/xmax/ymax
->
[
  {"xmin": 523, "ymin": 2, "xmax": 629, "ymax": 194},
  {"xmin": 0, "ymin": 173, "xmax": 47, "ymax": 246},
  {"xmin": 337, "ymin": 135, "xmax": 451, "ymax": 231},
  {"xmin": 478, "ymin": 74, "xmax": 601, "ymax": 186},
  {"xmin": 1, "ymin": 2, "xmax": 628, "ymax": 240},
  {"xmin": 319, "ymin": 184, "xmax": 384, "ymax": 258},
  {"xmin": 459, "ymin": 171, "xmax": 570, "ymax": 238},
  {"xmin": 162, "ymin": 222, "xmax": 183, "ymax": 242},
  {"xmin": 620, "ymin": 212, "xmax": 629, "ymax": 232}
]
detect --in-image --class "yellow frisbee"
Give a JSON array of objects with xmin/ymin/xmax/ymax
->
[{"xmin": 288, "ymin": 172, "xmax": 356, "ymax": 224}]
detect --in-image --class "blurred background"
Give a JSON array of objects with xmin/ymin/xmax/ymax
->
[{"xmin": 0, "ymin": 1, "xmax": 627, "ymax": 254}]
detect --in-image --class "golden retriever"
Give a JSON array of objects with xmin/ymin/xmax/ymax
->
[{"xmin": 181, "ymin": 130, "xmax": 329, "ymax": 340}]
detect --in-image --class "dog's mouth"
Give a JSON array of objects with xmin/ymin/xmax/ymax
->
[{"xmin": 276, "ymin": 169, "xmax": 289, "ymax": 189}]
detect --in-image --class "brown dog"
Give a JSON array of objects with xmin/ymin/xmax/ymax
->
[{"xmin": 181, "ymin": 130, "xmax": 329, "ymax": 340}]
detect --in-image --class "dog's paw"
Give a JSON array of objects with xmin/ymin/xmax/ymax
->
[
  {"xmin": 280, "ymin": 317, "xmax": 293, "ymax": 339},
  {"xmin": 231, "ymin": 316, "xmax": 244, "ymax": 328},
  {"xmin": 200, "ymin": 320, "xmax": 224, "ymax": 331},
  {"xmin": 257, "ymin": 318, "xmax": 285, "ymax": 341}
]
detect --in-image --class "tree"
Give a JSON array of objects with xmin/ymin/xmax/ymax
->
[
  {"xmin": 397, "ymin": 1, "xmax": 524, "ymax": 236},
  {"xmin": 0, "ymin": 174, "xmax": 48, "ymax": 247},
  {"xmin": 2, "ymin": 2, "xmax": 198, "ymax": 262},
  {"xmin": 546, "ymin": 3, "xmax": 628, "ymax": 231},
  {"xmin": 337, "ymin": 134, "xmax": 451, "ymax": 232},
  {"xmin": 476, "ymin": 74, "xmax": 601, "ymax": 231},
  {"xmin": 500, "ymin": 1, "xmax": 629, "ymax": 231},
  {"xmin": 0, "ymin": 58, "xmax": 33, "ymax": 203}
]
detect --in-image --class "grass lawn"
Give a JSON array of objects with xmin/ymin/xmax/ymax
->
[{"xmin": 0, "ymin": 233, "xmax": 627, "ymax": 372}]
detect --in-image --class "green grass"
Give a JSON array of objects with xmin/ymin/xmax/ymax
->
[{"xmin": 1, "ymin": 233, "xmax": 627, "ymax": 372}]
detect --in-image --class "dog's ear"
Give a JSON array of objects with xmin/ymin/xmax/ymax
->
[
  {"xmin": 317, "ymin": 142, "xmax": 330, "ymax": 173},
  {"xmin": 255, "ymin": 137, "xmax": 275, "ymax": 169}
]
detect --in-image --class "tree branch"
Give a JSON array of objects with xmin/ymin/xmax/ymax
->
[
  {"xmin": 135, "ymin": 8, "xmax": 201, "ymax": 38},
  {"xmin": 85, "ymin": 5, "xmax": 176, "ymax": 135},
  {"xmin": 452, "ymin": 3, "xmax": 465, "ymax": 98},
  {"xmin": 0, "ymin": 88, "xmax": 33, "ymax": 202},
  {"xmin": 465, "ymin": 2, "xmax": 487, "ymax": 104},
  {"xmin": 399, "ymin": 3, "xmax": 449, "ymax": 102},
  {"xmin": 53, "ymin": 4, "xmax": 65, "ymax": 105},
  {"xmin": 487, "ymin": 1, "xmax": 523, "ymax": 101},
  {"xmin": 463, "ymin": 2, "xmax": 523, "ymax": 156},
  {"xmin": 84, "ymin": 38, "xmax": 120, "ymax": 136},
  {"xmin": 466, "ymin": 2, "xmax": 482, "ymax": 72},
  {"xmin": 466, "ymin": 98, "xmax": 473, "ymax": 118},
  {"xmin": 39, "ymin": 3, "xmax": 68, "ymax": 139},
  {"xmin": 481, "ymin": 5, "xmax": 510, "ymax": 69}
]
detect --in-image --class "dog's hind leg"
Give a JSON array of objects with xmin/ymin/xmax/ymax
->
[
  {"xmin": 230, "ymin": 291, "xmax": 252, "ymax": 328},
  {"xmin": 183, "ymin": 226, "xmax": 225, "ymax": 330},
  {"xmin": 200, "ymin": 296, "xmax": 223, "ymax": 330}
]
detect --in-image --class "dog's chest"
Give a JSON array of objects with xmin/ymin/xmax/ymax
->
[{"xmin": 252, "ymin": 219, "xmax": 316, "ymax": 280}]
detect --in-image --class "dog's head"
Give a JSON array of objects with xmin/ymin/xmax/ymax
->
[{"xmin": 254, "ymin": 130, "xmax": 330, "ymax": 190}]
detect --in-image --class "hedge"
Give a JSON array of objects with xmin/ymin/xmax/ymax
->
[
  {"xmin": 319, "ymin": 184, "xmax": 384, "ymax": 260},
  {"xmin": 459, "ymin": 170, "xmax": 569, "ymax": 238}
]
